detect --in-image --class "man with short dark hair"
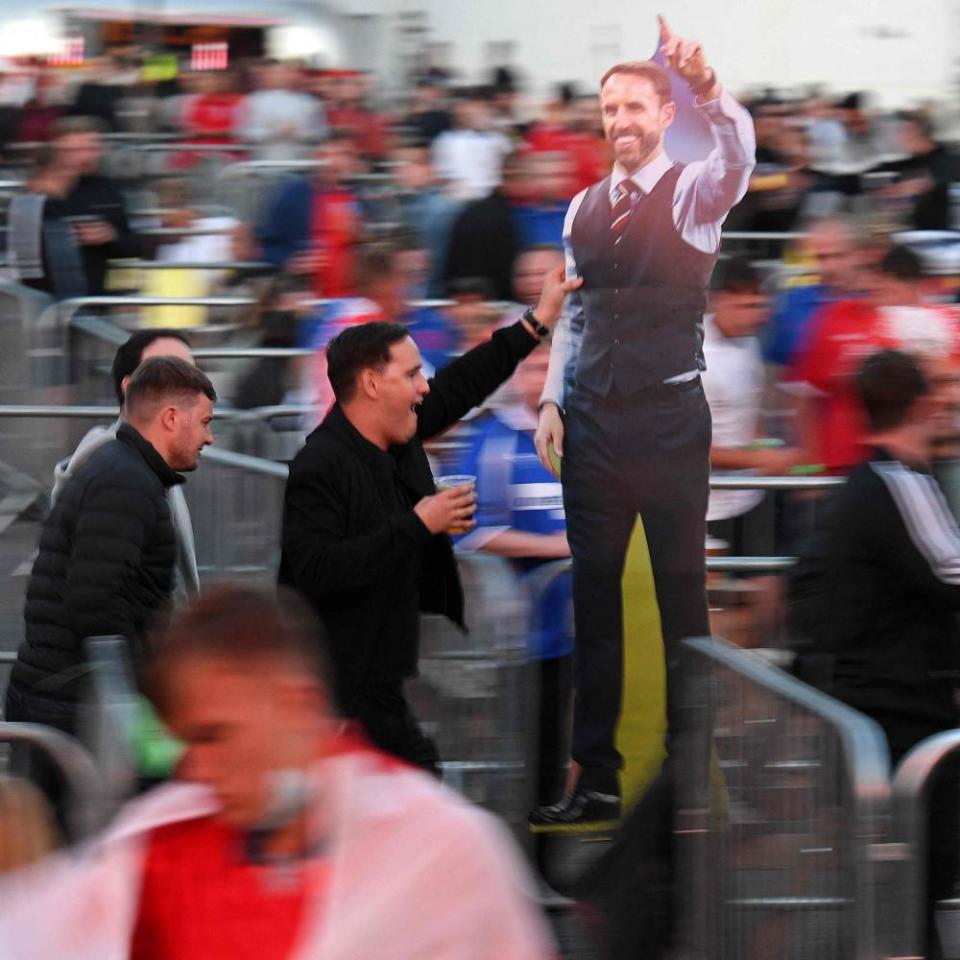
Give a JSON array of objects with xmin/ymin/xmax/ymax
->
[
  {"xmin": 793, "ymin": 348, "xmax": 960, "ymax": 959},
  {"xmin": 279, "ymin": 266, "xmax": 580, "ymax": 771},
  {"xmin": 53, "ymin": 329, "xmax": 199, "ymax": 599},
  {"xmin": 7, "ymin": 357, "xmax": 216, "ymax": 753}
]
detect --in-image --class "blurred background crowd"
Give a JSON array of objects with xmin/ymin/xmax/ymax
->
[{"xmin": 0, "ymin": 32, "xmax": 960, "ymax": 957}]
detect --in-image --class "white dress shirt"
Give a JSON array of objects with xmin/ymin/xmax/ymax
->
[{"xmin": 541, "ymin": 88, "xmax": 756, "ymax": 410}]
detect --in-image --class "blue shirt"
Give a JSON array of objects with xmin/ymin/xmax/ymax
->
[
  {"xmin": 453, "ymin": 409, "xmax": 572, "ymax": 659},
  {"xmin": 511, "ymin": 203, "xmax": 567, "ymax": 249},
  {"xmin": 763, "ymin": 283, "xmax": 836, "ymax": 367}
]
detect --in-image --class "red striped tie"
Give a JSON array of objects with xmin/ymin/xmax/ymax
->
[{"xmin": 610, "ymin": 178, "xmax": 641, "ymax": 242}]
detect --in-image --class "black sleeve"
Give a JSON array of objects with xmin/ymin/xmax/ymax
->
[
  {"xmin": 867, "ymin": 467, "xmax": 960, "ymax": 608},
  {"xmin": 417, "ymin": 320, "xmax": 537, "ymax": 440},
  {"xmin": 65, "ymin": 474, "xmax": 157, "ymax": 655},
  {"xmin": 281, "ymin": 455, "xmax": 433, "ymax": 599}
]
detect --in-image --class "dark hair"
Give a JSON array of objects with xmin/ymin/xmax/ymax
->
[
  {"xmin": 855, "ymin": 349, "xmax": 929, "ymax": 433},
  {"xmin": 711, "ymin": 256, "xmax": 762, "ymax": 294},
  {"xmin": 326, "ymin": 321, "xmax": 410, "ymax": 403},
  {"xmin": 112, "ymin": 329, "xmax": 191, "ymax": 404},
  {"xmin": 146, "ymin": 584, "xmax": 334, "ymax": 716},
  {"xmin": 599, "ymin": 61, "xmax": 671, "ymax": 104},
  {"xmin": 124, "ymin": 356, "xmax": 216, "ymax": 420},
  {"xmin": 878, "ymin": 244, "xmax": 924, "ymax": 282}
]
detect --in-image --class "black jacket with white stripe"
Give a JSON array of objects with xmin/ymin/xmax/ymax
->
[{"xmin": 794, "ymin": 447, "xmax": 960, "ymax": 724}]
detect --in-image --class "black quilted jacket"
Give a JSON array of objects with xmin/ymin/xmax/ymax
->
[{"xmin": 12, "ymin": 423, "xmax": 183, "ymax": 702}]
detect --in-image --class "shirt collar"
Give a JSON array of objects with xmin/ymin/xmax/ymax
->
[
  {"xmin": 609, "ymin": 151, "xmax": 674, "ymax": 201},
  {"xmin": 116, "ymin": 422, "xmax": 185, "ymax": 488},
  {"xmin": 323, "ymin": 403, "xmax": 398, "ymax": 475}
]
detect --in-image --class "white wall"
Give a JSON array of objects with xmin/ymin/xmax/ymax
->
[{"xmin": 362, "ymin": 0, "xmax": 959, "ymax": 106}]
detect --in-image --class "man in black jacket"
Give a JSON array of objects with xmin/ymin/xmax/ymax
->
[
  {"xmin": 793, "ymin": 349, "xmax": 960, "ymax": 958},
  {"xmin": 6, "ymin": 358, "xmax": 216, "ymax": 755},
  {"xmin": 279, "ymin": 265, "xmax": 580, "ymax": 771}
]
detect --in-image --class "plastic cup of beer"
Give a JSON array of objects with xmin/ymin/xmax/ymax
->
[{"xmin": 434, "ymin": 474, "xmax": 476, "ymax": 535}]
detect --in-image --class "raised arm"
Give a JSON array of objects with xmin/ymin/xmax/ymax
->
[{"xmin": 659, "ymin": 15, "xmax": 756, "ymax": 240}]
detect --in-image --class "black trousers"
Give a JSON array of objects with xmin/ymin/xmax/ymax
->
[
  {"xmin": 348, "ymin": 681, "xmax": 441, "ymax": 777},
  {"xmin": 562, "ymin": 378, "xmax": 711, "ymax": 795}
]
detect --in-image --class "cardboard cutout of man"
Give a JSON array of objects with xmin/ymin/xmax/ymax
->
[{"xmin": 532, "ymin": 16, "xmax": 756, "ymax": 828}]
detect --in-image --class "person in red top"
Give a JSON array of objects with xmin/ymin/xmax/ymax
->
[
  {"xmin": 292, "ymin": 133, "xmax": 362, "ymax": 299},
  {"xmin": 326, "ymin": 72, "xmax": 389, "ymax": 162},
  {"xmin": 524, "ymin": 87, "xmax": 610, "ymax": 198},
  {"xmin": 127, "ymin": 584, "xmax": 555, "ymax": 960},
  {"xmin": 792, "ymin": 245, "xmax": 960, "ymax": 474},
  {"xmin": 177, "ymin": 70, "xmax": 247, "ymax": 169}
]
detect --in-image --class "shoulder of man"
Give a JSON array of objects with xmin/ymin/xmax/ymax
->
[{"xmin": 78, "ymin": 435, "xmax": 165, "ymax": 496}]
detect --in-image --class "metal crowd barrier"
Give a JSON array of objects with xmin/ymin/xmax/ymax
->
[
  {"xmin": 0, "ymin": 721, "xmax": 105, "ymax": 842},
  {"xmin": 676, "ymin": 636, "xmax": 894, "ymax": 960},
  {"xmin": 412, "ymin": 552, "xmax": 535, "ymax": 834},
  {"xmin": 183, "ymin": 446, "xmax": 287, "ymax": 589},
  {"xmin": 891, "ymin": 730, "xmax": 960, "ymax": 959}
]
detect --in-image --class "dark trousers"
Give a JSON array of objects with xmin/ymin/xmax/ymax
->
[
  {"xmin": 563, "ymin": 379, "xmax": 711, "ymax": 795},
  {"xmin": 349, "ymin": 682, "xmax": 440, "ymax": 777}
]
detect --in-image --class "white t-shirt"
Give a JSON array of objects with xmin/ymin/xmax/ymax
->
[
  {"xmin": 432, "ymin": 129, "xmax": 513, "ymax": 201},
  {"xmin": 701, "ymin": 313, "xmax": 765, "ymax": 522}
]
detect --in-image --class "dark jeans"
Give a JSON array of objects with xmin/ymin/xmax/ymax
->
[
  {"xmin": 563, "ymin": 379, "xmax": 711, "ymax": 794},
  {"xmin": 350, "ymin": 682, "xmax": 440, "ymax": 777}
]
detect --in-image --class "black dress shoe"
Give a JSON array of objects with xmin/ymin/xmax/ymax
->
[{"xmin": 528, "ymin": 788, "xmax": 621, "ymax": 833}]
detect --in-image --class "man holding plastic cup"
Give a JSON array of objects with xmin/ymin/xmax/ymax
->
[{"xmin": 280, "ymin": 266, "xmax": 581, "ymax": 772}]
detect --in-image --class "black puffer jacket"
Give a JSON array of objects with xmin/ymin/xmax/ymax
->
[{"xmin": 12, "ymin": 423, "xmax": 183, "ymax": 702}]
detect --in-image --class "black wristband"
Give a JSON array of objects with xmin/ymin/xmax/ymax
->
[{"xmin": 522, "ymin": 306, "xmax": 551, "ymax": 339}]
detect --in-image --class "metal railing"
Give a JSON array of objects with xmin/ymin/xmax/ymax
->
[
  {"xmin": 0, "ymin": 721, "xmax": 105, "ymax": 842},
  {"xmin": 676, "ymin": 637, "xmax": 894, "ymax": 960},
  {"xmin": 891, "ymin": 729, "xmax": 960, "ymax": 959}
]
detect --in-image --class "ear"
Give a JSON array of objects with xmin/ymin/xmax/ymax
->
[
  {"xmin": 159, "ymin": 405, "xmax": 179, "ymax": 432},
  {"xmin": 358, "ymin": 367, "xmax": 379, "ymax": 401},
  {"xmin": 120, "ymin": 374, "xmax": 132, "ymax": 397},
  {"xmin": 662, "ymin": 100, "xmax": 677, "ymax": 128}
]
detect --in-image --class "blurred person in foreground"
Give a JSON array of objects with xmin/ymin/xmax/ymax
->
[
  {"xmin": 790, "ymin": 244, "xmax": 960, "ymax": 475},
  {"xmin": 10, "ymin": 117, "xmax": 139, "ymax": 298},
  {"xmin": 0, "ymin": 586, "xmax": 556, "ymax": 960},
  {"xmin": 257, "ymin": 131, "xmax": 361, "ymax": 298},
  {"xmin": 6, "ymin": 358, "xmax": 215, "ymax": 795},
  {"xmin": 279, "ymin": 266, "xmax": 580, "ymax": 773},
  {"xmin": 532, "ymin": 16, "xmax": 755, "ymax": 828},
  {"xmin": 792, "ymin": 349, "xmax": 960, "ymax": 960},
  {"xmin": 52, "ymin": 329, "xmax": 200, "ymax": 599}
]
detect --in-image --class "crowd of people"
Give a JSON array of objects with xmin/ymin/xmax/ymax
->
[{"xmin": 0, "ymin": 26, "xmax": 959, "ymax": 959}]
